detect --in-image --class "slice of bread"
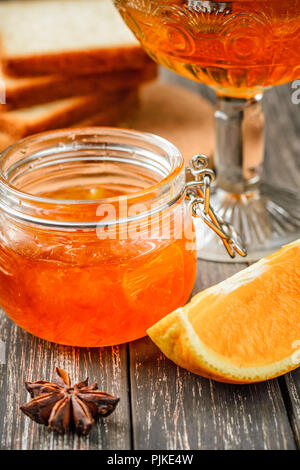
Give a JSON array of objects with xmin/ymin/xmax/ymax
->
[
  {"xmin": 0, "ymin": 83, "xmax": 216, "ymax": 168},
  {"xmin": 0, "ymin": 89, "xmax": 139, "ymax": 152},
  {"xmin": 0, "ymin": 88, "xmax": 135, "ymax": 138},
  {"xmin": 1, "ymin": 63, "xmax": 157, "ymax": 110},
  {"xmin": 0, "ymin": 0, "xmax": 151, "ymax": 77}
]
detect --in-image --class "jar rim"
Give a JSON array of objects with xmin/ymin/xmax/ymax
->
[
  {"xmin": 0, "ymin": 127, "xmax": 186, "ymax": 230},
  {"xmin": 0, "ymin": 127, "xmax": 184, "ymax": 205}
]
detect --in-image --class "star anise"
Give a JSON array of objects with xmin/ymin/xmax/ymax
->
[{"xmin": 20, "ymin": 366, "xmax": 120, "ymax": 436}]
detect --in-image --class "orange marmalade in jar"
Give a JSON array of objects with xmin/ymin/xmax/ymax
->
[{"xmin": 0, "ymin": 128, "xmax": 198, "ymax": 346}]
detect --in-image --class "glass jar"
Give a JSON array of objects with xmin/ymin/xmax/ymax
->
[{"xmin": 0, "ymin": 128, "xmax": 201, "ymax": 347}]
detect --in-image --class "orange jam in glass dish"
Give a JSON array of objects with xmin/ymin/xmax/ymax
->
[{"xmin": 0, "ymin": 128, "xmax": 197, "ymax": 346}]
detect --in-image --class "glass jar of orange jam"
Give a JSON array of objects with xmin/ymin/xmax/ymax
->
[{"xmin": 0, "ymin": 128, "xmax": 199, "ymax": 347}]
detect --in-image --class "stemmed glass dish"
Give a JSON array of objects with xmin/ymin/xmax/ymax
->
[{"xmin": 115, "ymin": 0, "xmax": 300, "ymax": 261}]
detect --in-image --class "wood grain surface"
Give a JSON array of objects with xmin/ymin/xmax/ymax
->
[{"xmin": 0, "ymin": 71, "xmax": 300, "ymax": 450}]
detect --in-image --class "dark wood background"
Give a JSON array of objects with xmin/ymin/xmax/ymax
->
[{"xmin": 0, "ymin": 68, "xmax": 300, "ymax": 450}]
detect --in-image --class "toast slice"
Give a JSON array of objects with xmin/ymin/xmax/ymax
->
[
  {"xmin": 0, "ymin": 0, "xmax": 151, "ymax": 77},
  {"xmin": 0, "ymin": 88, "xmax": 135, "ymax": 138},
  {"xmin": 0, "ymin": 89, "xmax": 139, "ymax": 151},
  {"xmin": 1, "ymin": 63, "xmax": 157, "ymax": 110}
]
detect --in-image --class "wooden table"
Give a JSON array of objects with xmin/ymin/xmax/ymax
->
[{"xmin": 0, "ymin": 72, "xmax": 299, "ymax": 450}]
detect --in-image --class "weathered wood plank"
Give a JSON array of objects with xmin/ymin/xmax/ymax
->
[
  {"xmin": 282, "ymin": 371, "xmax": 300, "ymax": 448},
  {"xmin": 0, "ymin": 311, "xmax": 131, "ymax": 450},
  {"xmin": 129, "ymin": 262, "xmax": 296, "ymax": 450}
]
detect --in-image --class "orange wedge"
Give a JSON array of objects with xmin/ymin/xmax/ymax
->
[{"xmin": 147, "ymin": 240, "xmax": 300, "ymax": 384}]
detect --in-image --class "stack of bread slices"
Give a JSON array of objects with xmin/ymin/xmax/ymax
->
[{"xmin": 0, "ymin": 0, "xmax": 157, "ymax": 150}]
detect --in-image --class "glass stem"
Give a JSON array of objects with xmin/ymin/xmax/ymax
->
[{"xmin": 214, "ymin": 94, "xmax": 265, "ymax": 194}]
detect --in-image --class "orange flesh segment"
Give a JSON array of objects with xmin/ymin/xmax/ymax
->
[{"xmin": 188, "ymin": 245, "xmax": 300, "ymax": 367}]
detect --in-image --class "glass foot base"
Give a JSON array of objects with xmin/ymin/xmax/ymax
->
[{"xmin": 195, "ymin": 182, "xmax": 300, "ymax": 263}]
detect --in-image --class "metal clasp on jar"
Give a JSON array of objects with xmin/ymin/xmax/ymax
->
[{"xmin": 185, "ymin": 155, "xmax": 247, "ymax": 259}]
